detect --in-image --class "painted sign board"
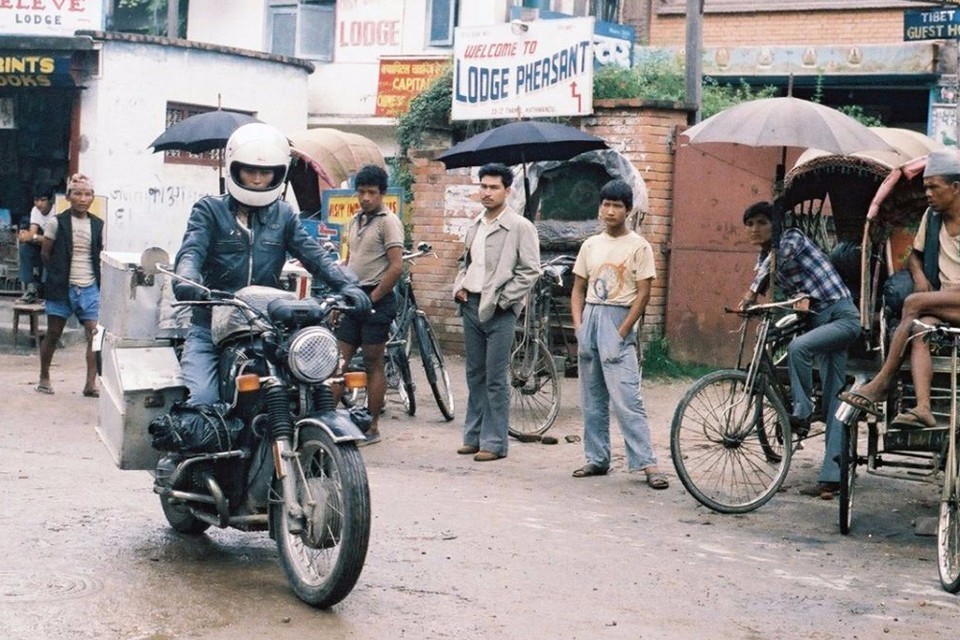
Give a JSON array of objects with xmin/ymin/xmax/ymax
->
[
  {"xmin": 320, "ymin": 188, "xmax": 404, "ymax": 258},
  {"xmin": 904, "ymin": 8, "xmax": 960, "ymax": 41},
  {"xmin": 508, "ymin": 8, "xmax": 634, "ymax": 70},
  {"xmin": 451, "ymin": 17, "xmax": 595, "ymax": 121},
  {"xmin": 375, "ymin": 58, "xmax": 450, "ymax": 117},
  {"xmin": 1, "ymin": 0, "xmax": 103, "ymax": 36},
  {"xmin": 335, "ymin": 0, "xmax": 404, "ymax": 64},
  {"xmin": 0, "ymin": 55, "xmax": 76, "ymax": 88}
]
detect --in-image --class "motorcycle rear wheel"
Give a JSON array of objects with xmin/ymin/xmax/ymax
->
[
  {"xmin": 160, "ymin": 494, "xmax": 212, "ymax": 534},
  {"xmin": 272, "ymin": 426, "xmax": 371, "ymax": 608}
]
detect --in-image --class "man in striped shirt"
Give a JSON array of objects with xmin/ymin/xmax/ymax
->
[{"xmin": 739, "ymin": 201, "xmax": 861, "ymax": 499}]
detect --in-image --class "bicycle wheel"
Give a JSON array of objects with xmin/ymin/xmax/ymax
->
[
  {"xmin": 508, "ymin": 338, "xmax": 560, "ymax": 438},
  {"xmin": 670, "ymin": 369, "xmax": 792, "ymax": 514},
  {"xmin": 938, "ymin": 446, "xmax": 960, "ymax": 592},
  {"xmin": 386, "ymin": 347, "xmax": 416, "ymax": 416},
  {"xmin": 839, "ymin": 419, "xmax": 858, "ymax": 535},
  {"xmin": 413, "ymin": 313, "xmax": 455, "ymax": 421}
]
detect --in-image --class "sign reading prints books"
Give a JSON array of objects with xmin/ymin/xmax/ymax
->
[{"xmin": 451, "ymin": 17, "xmax": 595, "ymax": 121}]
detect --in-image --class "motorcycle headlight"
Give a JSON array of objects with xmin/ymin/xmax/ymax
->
[{"xmin": 287, "ymin": 327, "xmax": 339, "ymax": 383}]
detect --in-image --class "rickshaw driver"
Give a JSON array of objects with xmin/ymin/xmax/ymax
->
[
  {"xmin": 839, "ymin": 149, "xmax": 960, "ymax": 430},
  {"xmin": 738, "ymin": 201, "xmax": 862, "ymax": 499}
]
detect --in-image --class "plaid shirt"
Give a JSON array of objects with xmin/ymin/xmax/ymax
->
[{"xmin": 751, "ymin": 228, "xmax": 851, "ymax": 311}]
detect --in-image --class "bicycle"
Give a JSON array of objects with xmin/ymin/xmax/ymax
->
[
  {"xmin": 670, "ymin": 296, "xmax": 817, "ymax": 513},
  {"xmin": 392, "ymin": 242, "xmax": 455, "ymax": 421},
  {"xmin": 508, "ymin": 254, "xmax": 575, "ymax": 438}
]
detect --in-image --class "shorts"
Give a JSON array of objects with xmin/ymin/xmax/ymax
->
[
  {"xmin": 336, "ymin": 288, "xmax": 397, "ymax": 347},
  {"xmin": 46, "ymin": 284, "xmax": 100, "ymax": 323}
]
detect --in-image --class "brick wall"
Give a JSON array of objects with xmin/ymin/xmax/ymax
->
[
  {"xmin": 649, "ymin": 9, "xmax": 905, "ymax": 46},
  {"xmin": 408, "ymin": 100, "xmax": 690, "ymax": 354}
]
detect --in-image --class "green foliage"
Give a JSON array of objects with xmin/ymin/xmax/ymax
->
[
  {"xmin": 811, "ymin": 75, "xmax": 883, "ymax": 126},
  {"xmin": 642, "ymin": 335, "xmax": 715, "ymax": 380}
]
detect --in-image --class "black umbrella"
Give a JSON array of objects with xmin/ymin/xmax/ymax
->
[
  {"xmin": 437, "ymin": 121, "xmax": 609, "ymax": 216},
  {"xmin": 150, "ymin": 110, "xmax": 262, "ymax": 192},
  {"xmin": 149, "ymin": 110, "xmax": 261, "ymax": 154}
]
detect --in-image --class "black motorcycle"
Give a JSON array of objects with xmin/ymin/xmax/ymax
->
[{"xmin": 147, "ymin": 260, "xmax": 371, "ymax": 609}]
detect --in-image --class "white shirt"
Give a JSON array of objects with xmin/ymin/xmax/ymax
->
[{"xmin": 461, "ymin": 211, "xmax": 503, "ymax": 293}]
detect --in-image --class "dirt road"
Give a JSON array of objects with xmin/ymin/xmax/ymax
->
[{"xmin": 0, "ymin": 341, "xmax": 958, "ymax": 639}]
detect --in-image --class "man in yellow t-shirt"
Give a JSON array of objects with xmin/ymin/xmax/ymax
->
[{"xmin": 569, "ymin": 179, "xmax": 668, "ymax": 490}]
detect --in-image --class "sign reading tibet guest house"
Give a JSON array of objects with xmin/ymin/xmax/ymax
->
[
  {"xmin": 335, "ymin": 0, "xmax": 404, "ymax": 64},
  {"xmin": 1, "ymin": 0, "xmax": 103, "ymax": 36},
  {"xmin": 452, "ymin": 17, "xmax": 594, "ymax": 121}
]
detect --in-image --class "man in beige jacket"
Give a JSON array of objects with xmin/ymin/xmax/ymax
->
[{"xmin": 453, "ymin": 163, "xmax": 540, "ymax": 461}]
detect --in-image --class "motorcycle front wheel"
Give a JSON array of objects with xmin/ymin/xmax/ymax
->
[{"xmin": 272, "ymin": 426, "xmax": 371, "ymax": 608}]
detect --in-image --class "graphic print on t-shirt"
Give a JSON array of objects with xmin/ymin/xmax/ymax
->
[{"xmin": 591, "ymin": 262, "xmax": 629, "ymax": 302}]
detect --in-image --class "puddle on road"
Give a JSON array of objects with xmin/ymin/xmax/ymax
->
[{"xmin": 0, "ymin": 569, "xmax": 100, "ymax": 602}]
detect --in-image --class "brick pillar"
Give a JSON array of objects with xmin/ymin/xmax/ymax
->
[{"xmin": 407, "ymin": 99, "xmax": 691, "ymax": 353}]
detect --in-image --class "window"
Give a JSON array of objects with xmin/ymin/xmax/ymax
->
[
  {"xmin": 268, "ymin": 0, "xmax": 335, "ymax": 61},
  {"xmin": 161, "ymin": 103, "xmax": 255, "ymax": 168},
  {"xmin": 590, "ymin": 0, "xmax": 618, "ymax": 22},
  {"xmin": 427, "ymin": 0, "xmax": 458, "ymax": 46}
]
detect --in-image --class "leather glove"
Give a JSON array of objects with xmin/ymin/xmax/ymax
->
[
  {"xmin": 340, "ymin": 284, "xmax": 372, "ymax": 315},
  {"xmin": 173, "ymin": 279, "xmax": 210, "ymax": 302}
]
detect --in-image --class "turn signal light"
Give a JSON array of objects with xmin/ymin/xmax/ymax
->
[
  {"xmin": 343, "ymin": 371, "xmax": 367, "ymax": 389},
  {"xmin": 236, "ymin": 374, "xmax": 261, "ymax": 393}
]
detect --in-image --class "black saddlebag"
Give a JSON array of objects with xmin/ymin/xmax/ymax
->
[{"xmin": 148, "ymin": 402, "xmax": 246, "ymax": 454}]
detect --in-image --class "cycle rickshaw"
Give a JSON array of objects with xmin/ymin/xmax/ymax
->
[{"xmin": 670, "ymin": 129, "xmax": 960, "ymax": 590}]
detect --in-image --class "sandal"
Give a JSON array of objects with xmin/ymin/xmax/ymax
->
[
  {"xmin": 837, "ymin": 390, "xmax": 883, "ymax": 417},
  {"xmin": 35, "ymin": 383, "xmax": 54, "ymax": 395},
  {"xmin": 645, "ymin": 472, "xmax": 670, "ymax": 490},
  {"xmin": 891, "ymin": 407, "xmax": 936, "ymax": 429},
  {"xmin": 572, "ymin": 463, "xmax": 609, "ymax": 478},
  {"xmin": 82, "ymin": 389, "xmax": 100, "ymax": 398}
]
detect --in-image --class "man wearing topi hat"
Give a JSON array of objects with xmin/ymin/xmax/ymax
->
[{"xmin": 840, "ymin": 149, "xmax": 960, "ymax": 429}]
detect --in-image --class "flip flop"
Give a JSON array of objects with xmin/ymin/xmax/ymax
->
[
  {"xmin": 82, "ymin": 389, "xmax": 100, "ymax": 398},
  {"xmin": 35, "ymin": 383, "xmax": 54, "ymax": 395},
  {"xmin": 572, "ymin": 463, "xmax": 609, "ymax": 478},
  {"xmin": 837, "ymin": 390, "xmax": 883, "ymax": 417},
  {"xmin": 891, "ymin": 408, "xmax": 936, "ymax": 430},
  {"xmin": 646, "ymin": 472, "xmax": 670, "ymax": 490}
]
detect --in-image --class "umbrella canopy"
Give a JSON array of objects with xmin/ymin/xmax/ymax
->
[
  {"xmin": 287, "ymin": 128, "xmax": 385, "ymax": 214},
  {"xmin": 436, "ymin": 121, "xmax": 608, "ymax": 169},
  {"xmin": 150, "ymin": 110, "xmax": 261, "ymax": 154},
  {"xmin": 682, "ymin": 97, "xmax": 894, "ymax": 157}
]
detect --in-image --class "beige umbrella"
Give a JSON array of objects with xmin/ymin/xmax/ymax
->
[{"xmin": 286, "ymin": 128, "xmax": 385, "ymax": 214}]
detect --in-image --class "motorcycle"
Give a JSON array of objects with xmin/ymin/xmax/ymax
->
[{"xmin": 141, "ymin": 251, "xmax": 372, "ymax": 609}]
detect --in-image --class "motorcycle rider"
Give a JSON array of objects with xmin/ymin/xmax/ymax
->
[{"xmin": 173, "ymin": 122, "xmax": 371, "ymax": 404}]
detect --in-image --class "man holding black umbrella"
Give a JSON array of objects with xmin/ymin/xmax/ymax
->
[{"xmin": 453, "ymin": 163, "xmax": 540, "ymax": 462}]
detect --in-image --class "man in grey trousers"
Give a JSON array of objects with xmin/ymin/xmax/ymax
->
[{"xmin": 453, "ymin": 163, "xmax": 540, "ymax": 461}]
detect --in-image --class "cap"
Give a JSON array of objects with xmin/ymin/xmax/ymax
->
[
  {"xmin": 923, "ymin": 150, "xmax": 960, "ymax": 178},
  {"xmin": 67, "ymin": 174, "xmax": 94, "ymax": 194}
]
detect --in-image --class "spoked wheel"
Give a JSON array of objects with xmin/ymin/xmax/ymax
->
[
  {"xmin": 414, "ymin": 313, "xmax": 455, "ymax": 421},
  {"xmin": 272, "ymin": 426, "xmax": 370, "ymax": 608},
  {"xmin": 839, "ymin": 419, "xmax": 858, "ymax": 535},
  {"xmin": 670, "ymin": 369, "xmax": 792, "ymax": 514},
  {"xmin": 938, "ymin": 453, "xmax": 960, "ymax": 592},
  {"xmin": 386, "ymin": 348, "xmax": 416, "ymax": 416},
  {"xmin": 160, "ymin": 494, "xmax": 211, "ymax": 534},
  {"xmin": 508, "ymin": 338, "xmax": 560, "ymax": 438}
]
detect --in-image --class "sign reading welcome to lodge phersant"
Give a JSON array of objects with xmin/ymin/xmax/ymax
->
[{"xmin": 451, "ymin": 17, "xmax": 595, "ymax": 121}]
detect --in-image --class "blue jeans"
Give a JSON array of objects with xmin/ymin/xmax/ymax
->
[
  {"xmin": 787, "ymin": 297, "xmax": 861, "ymax": 483},
  {"xmin": 577, "ymin": 304, "xmax": 657, "ymax": 471},
  {"xmin": 180, "ymin": 325, "xmax": 220, "ymax": 405},
  {"xmin": 18, "ymin": 241, "xmax": 41, "ymax": 288},
  {"xmin": 461, "ymin": 295, "xmax": 516, "ymax": 457},
  {"xmin": 45, "ymin": 284, "xmax": 99, "ymax": 322}
]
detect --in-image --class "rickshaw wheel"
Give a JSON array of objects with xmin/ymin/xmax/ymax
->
[
  {"xmin": 839, "ymin": 419, "xmax": 858, "ymax": 535},
  {"xmin": 938, "ymin": 466, "xmax": 960, "ymax": 592}
]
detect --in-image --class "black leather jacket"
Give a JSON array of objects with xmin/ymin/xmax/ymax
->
[{"xmin": 174, "ymin": 194, "xmax": 356, "ymax": 327}]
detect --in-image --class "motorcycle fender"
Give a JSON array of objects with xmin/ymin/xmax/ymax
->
[{"xmin": 295, "ymin": 410, "xmax": 366, "ymax": 443}]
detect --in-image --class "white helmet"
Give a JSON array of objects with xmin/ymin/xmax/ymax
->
[{"xmin": 224, "ymin": 123, "xmax": 290, "ymax": 207}]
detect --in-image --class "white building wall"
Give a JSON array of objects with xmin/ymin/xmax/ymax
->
[
  {"xmin": 80, "ymin": 40, "xmax": 309, "ymax": 256},
  {"xmin": 184, "ymin": 0, "xmax": 268, "ymax": 50}
]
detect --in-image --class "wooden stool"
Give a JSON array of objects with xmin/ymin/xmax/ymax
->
[{"xmin": 12, "ymin": 303, "xmax": 45, "ymax": 346}]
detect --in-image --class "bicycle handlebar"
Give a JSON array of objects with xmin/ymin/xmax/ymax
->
[
  {"xmin": 912, "ymin": 319, "xmax": 960, "ymax": 337},
  {"xmin": 724, "ymin": 295, "xmax": 811, "ymax": 316}
]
